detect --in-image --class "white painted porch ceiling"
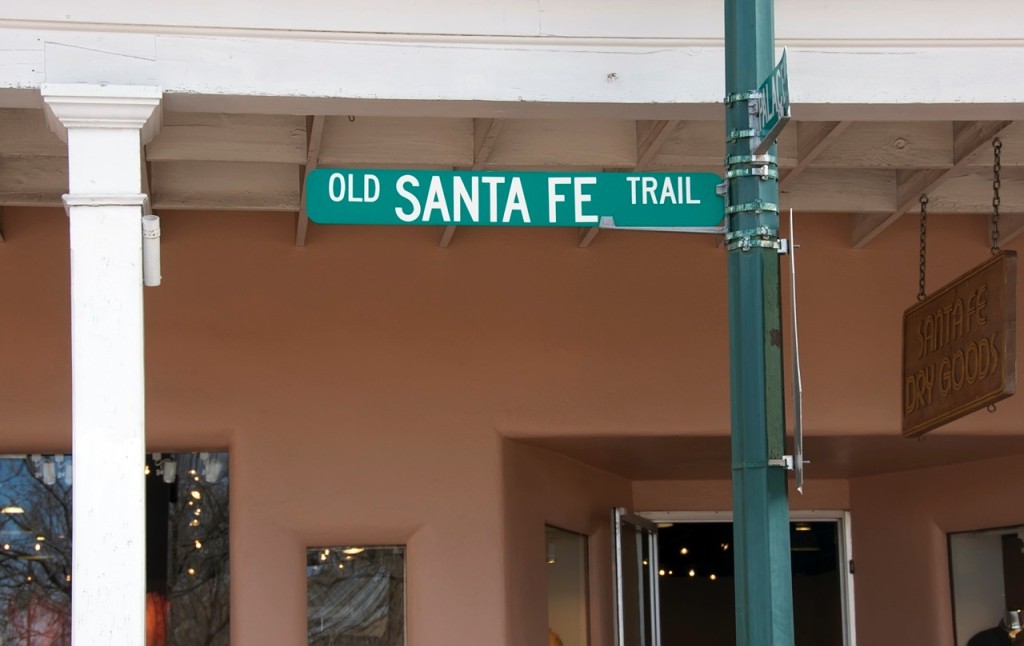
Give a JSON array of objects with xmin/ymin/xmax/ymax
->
[{"xmin": 1, "ymin": 108, "xmax": 1021, "ymax": 248}]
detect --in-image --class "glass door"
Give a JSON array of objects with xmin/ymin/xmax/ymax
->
[{"xmin": 613, "ymin": 508, "xmax": 661, "ymax": 646}]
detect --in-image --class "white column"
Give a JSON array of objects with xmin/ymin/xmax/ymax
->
[{"xmin": 41, "ymin": 84, "xmax": 161, "ymax": 646}]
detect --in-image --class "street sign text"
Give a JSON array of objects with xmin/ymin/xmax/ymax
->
[{"xmin": 307, "ymin": 169, "xmax": 724, "ymax": 229}]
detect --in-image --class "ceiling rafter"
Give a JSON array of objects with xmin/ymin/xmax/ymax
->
[
  {"xmin": 851, "ymin": 120, "xmax": 1013, "ymax": 249},
  {"xmin": 580, "ymin": 121, "xmax": 679, "ymax": 249},
  {"xmin": 634, "ymin": 120, "xmax": 679, "ymax": 172},
  {"xmin": 296, "ymin": 115, "xmax": 326, "ymax": 247},
  {"xmin": 779, "ymin": 121, "xmax": 851, "ymax": 190},
  {"xmin": 440, "ymin": 118, "xmax": 505, "ymax": 248}
]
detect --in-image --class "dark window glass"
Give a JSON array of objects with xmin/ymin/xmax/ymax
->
[
  {"xmin": 0, "ymin": 452, "xmax": 229, "ymax": 646},
  {"xmin": 307, "ymin": 545, "xmax": 405, "ymax": 645}
]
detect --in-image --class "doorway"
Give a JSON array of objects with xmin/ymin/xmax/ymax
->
[{"xmin": 613, "ymin": 510, "xmax": 855, "ymax": 646}]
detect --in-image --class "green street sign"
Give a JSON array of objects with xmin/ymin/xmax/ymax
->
[
  {"xmin": 753, "ymin": 48, "xmax": 791, "ymax": 155},
  {"xmin": 306, "ymin": 169, "xmax": 724, "ymax": 230}
]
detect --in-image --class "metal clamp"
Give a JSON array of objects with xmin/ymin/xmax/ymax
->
[
  {"xmin": 725, "ymin": 200, "xmax": 778, "ymax": 216},
  {"xmin": 768, "ymin": 456, "xmax": 795, "ymax": 470},
  {"xmin": 724, "ymin": 225, "xmax": 779, "ymax": 252},
  {"xmin": 726, "ymin": 167, "xmax": 779, "ymax": 181},
  {"xmin": 727, "ymin": 128, "xmax": 759, "ymax": 143},
  {"xmin": 726, "ymin": 154, "xmax": 778, "ymax": 167},
  {"xmin": 725, "ymin": 90, "xmax": 762, "ymax": 105}
]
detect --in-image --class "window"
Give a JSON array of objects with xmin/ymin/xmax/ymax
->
[
  {"xmin": 949, "ymin": 525, "xmax": 1024, "ymax": 646},
  {"xmin": 307, "ymin": 545, "xmax": 405, "ymax": 645},
  {"xmin": 547, "ymin": 526, "xmax": 589, "ymax": 646},
  {"xmin": 0, "ymin": 452, "xmax": 230, "ymax": 646}
]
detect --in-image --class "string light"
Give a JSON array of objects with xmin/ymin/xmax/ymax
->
[
  {"xmin": 688, "ymin": 569, "xmax": 696, "ymax": 577},
  {"xmin": 194, "ymin": 539, "xmax": 202, "ymax": 550},
  {"xmin": 190, "ymin": 491, "xmax": 202, "ymax": 500},
  {"xmin": 187, "ymin": 567, "xmax": 196, "ymax": 576},
  {"xmin": 680, "ymin": 547, "xmax": 689, "ymax": 555}
]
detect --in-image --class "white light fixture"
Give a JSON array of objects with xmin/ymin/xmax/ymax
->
[
  {"xmin": 1, "ymin": 506, "xmax": 24, "ymax": 515},
  {"xmin": 342, "ymin": 547, "xmax": 364, "ymax": 556},
  {"xmin": 41, "ymin": 460, "xmax": 57, "ymax": 486},
  {"xmin": 161, "ymin": 459, "xmax": 177, "ymax": 484},
  {"xmin": 203, "ymin": 455, "xmax": 224, "ymax": 483}
]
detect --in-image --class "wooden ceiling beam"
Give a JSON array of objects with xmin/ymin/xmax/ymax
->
[
  {"xmin": 852, "ymin": 120, "xmax": 1013, "ymax": 249},
  {"xmin": 779, "ymin": 121, "xmax": 851, "ymax": 190},
  {"xmin": 440, "ymin": 119, "xmax": 506, "ymax": 248},
  {"xmin": 296, "ymin": 115, "xmax": 326, "ymax": 247},
  {"xmin": 634, "ymin": 120, "xmax": 679, "ymax": 171},
  {"xmin": 473, "ymin": 118, "xmax": 504, "ymax": 171}
]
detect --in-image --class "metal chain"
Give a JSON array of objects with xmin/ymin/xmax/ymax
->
[
  {"xmin": 918, "ymin": 195, "xmax": 928, "ymax": 301},
  {"xmin": 992, "ymin": 138, "xmax": 1002, "ymax": 255}
]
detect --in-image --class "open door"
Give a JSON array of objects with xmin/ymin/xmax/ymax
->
[{"xmin": 613, "ymin": 508, "xmax": 661, "ymax": 646}]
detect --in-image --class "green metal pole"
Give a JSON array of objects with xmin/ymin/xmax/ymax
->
[{"xmin": 724, "ymin": 0, "xmax": 795, "ymax": 644}]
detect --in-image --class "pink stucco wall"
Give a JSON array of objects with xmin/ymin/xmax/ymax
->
[
  {"xmin": 2, "ymin": 206, "xmax": 1023, "ymax": 645},
  {"xmin": 851, "ymin": 455, "xmax": 1024, "ymax": 646}
]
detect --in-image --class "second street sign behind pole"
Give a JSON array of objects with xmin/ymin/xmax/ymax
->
[
  {"xmin": 753, "ymin": 49, "xmax": 791, "ymax": 156},
  {"xmin": 306, "ymin": 169, "xmax": 724, "ymax": 230}
]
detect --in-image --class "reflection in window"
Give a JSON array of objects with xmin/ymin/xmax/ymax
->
[
  {"xmin": 546, "ymin": 526, "xmax": 588, "ymax": 646},
  {"xmin": 0, "ymin": 452, "xmax": 229, "ymax": 646},
  {"xmin": 149, "ymin": 452, "xmax": 230, "ymax": 645},
  {"xmin": 950, "ymin": 525, "xmax": 1024, "ymax": 646},
  {"xmin": 307, "ymin": 545, "xmax": 405, "ymax": 645},
  {"xmin": 0, "ymin": 456, "xmax": 72, "ymax": 645}
]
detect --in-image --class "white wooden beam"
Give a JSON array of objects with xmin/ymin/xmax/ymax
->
[
  {"xmin": 851, "ymin": 121, "xmax": 1013, "ymax": 248},
  {"xmin": 151, "ymin": 160, "xmax": 299, "ymax": 211},
  {"xmin": 634, "ymin": 120, "xmax": 679, "ymax": 171},
  {"xmin": 439, "ymin": 119, "xmax": 505, "ymax": 248},
  {"xmin": 779, "ymin": 121, "xmax": 851, "ymax": 190},
  {"xmin": 296, "ymin": 115, "xmax": 325, "ymax": 247},
  {"xmin": 146, "ymin": 113, "xmax": 306, "ymax": 164}
]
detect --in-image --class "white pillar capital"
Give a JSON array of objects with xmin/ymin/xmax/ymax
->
[{"xmin": 41, "ymin": 83, "xmax": 162, "ymax": 144}]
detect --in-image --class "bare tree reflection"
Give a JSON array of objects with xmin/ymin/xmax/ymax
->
[
  {"xmin": 0, "ymin": 457, "xmax": 72, "ymax": 645},
  {"xmin": 0, "ymin": 453, "xmax": 229, "ymax": 646}
]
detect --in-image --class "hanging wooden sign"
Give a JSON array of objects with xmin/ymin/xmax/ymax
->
[{"xmin": 902, "ymin": 251, "xmax": 1017, "ymax": 437}]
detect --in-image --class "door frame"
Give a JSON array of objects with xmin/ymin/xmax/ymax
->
[{"xmin": 638, "ymin": 509, "xmax": 857, "ymax": 646}]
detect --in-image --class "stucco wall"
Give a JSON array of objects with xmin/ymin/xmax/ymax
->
[
  {"xmin": 503, "ymin": 441, "xmax": 632, "ymax": 646},
  {"xmin": 851, "ymin": 455, "xmax": 1024, "ymax": 646}
]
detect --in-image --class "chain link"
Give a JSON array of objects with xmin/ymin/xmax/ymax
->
[
  {"xmin": 992, "ymin": 138, "xmax": 1002, "ymax": 255},
  {"xmin": 918, "ymin": 195, "xmax": 928, "ymax": 301}
]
